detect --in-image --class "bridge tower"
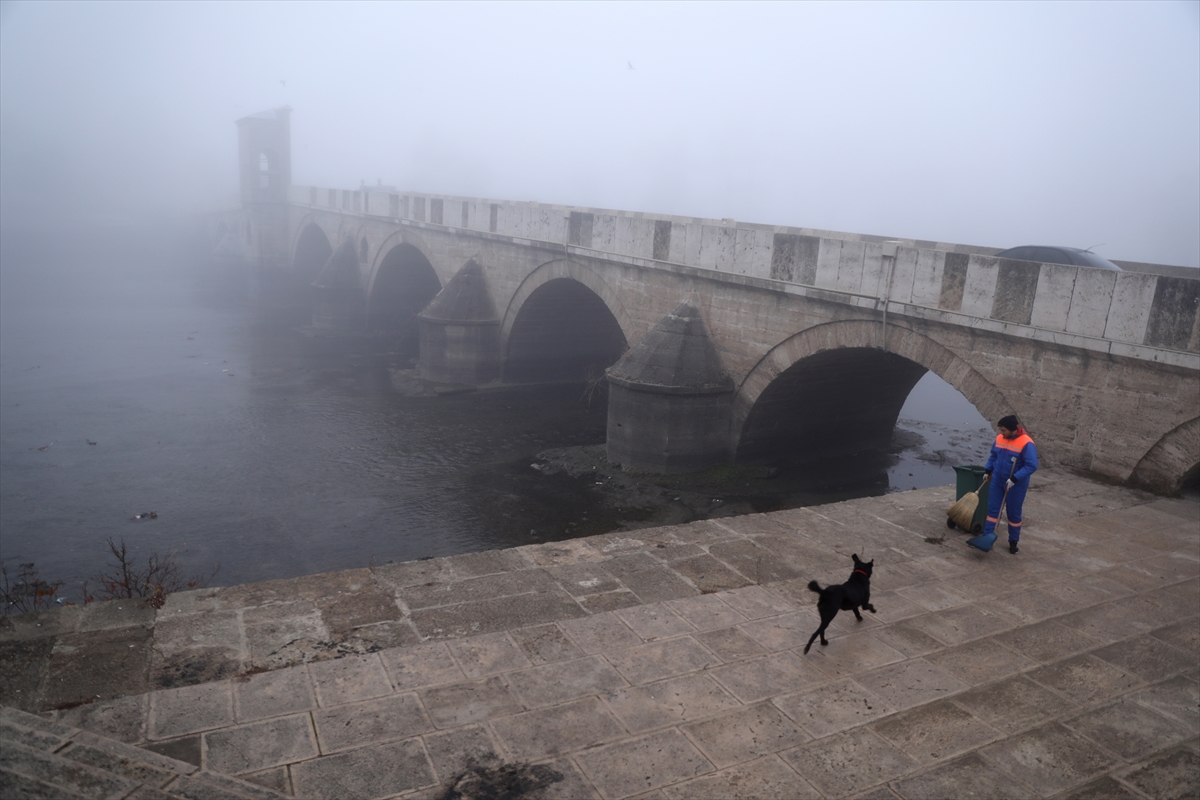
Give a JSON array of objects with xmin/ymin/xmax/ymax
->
[{"xmin": 236, "ymin": 107, "xmax": 293, "ymax": 299}]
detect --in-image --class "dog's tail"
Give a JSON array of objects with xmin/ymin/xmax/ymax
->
[{"xmin": 807, "ymin": 580, "xmax": 822, "ymax": 594}]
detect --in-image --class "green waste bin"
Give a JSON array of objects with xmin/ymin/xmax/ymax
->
[{"xmin": 949, "ymin": 465, "xmax": 988, "ymax": 533}]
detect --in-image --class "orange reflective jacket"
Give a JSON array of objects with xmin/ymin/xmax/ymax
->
[{"xmin": 984, "ymin": 432, "xmax": 1038, "ymax": 483}]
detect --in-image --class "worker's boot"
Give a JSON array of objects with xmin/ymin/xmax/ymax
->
[{"xmin": 1008, "ymin": 541, "xmax": 1019, "ymax": 555}]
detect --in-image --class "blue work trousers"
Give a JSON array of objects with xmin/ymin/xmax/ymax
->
[{"xmin": 984, "ymin": 478, "xmax": 1028, "ymax": 542}]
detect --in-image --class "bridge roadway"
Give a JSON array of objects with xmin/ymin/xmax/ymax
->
[
  {"xmin": 205, "ymin": 175, "xmax": 1200, "ymax": 494},
  {"xmin": 3, "ymin": 469, "xmax": 1197, "ymax": 798}
]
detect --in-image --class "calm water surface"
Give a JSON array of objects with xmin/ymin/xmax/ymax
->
[{"xmin": 0, "ymin": 241, "xmax": 990, "ymax": 594}]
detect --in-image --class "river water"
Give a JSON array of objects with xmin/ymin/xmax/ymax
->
[{"xmin": 0, "ymin": 234, "xmax": 991, "ymax": 596}]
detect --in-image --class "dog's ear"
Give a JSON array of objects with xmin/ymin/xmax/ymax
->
[{"xmin": 852, "ymin": 553, "xmax": 860, "ymax": 563}]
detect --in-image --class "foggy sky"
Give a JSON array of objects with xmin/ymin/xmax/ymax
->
[{"xmin": 1, "ymin": 1, "xmax": 1197, "ymax": 266}]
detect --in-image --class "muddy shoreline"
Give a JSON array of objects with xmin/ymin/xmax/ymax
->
[
  {"xmin": 528, "ymin": 428, "xmax": 939, "ymax": 535},
  {"xmin": 386, "ymin": 367, "xmax": 982, "ymax": 544}
]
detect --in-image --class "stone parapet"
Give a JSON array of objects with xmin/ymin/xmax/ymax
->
[{"xmin": 289, "ymin": 185, "xmax": 1199, "ymax": 358}]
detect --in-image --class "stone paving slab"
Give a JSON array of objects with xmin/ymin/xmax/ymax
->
[
  {"xmin": 2, "ymin": 470, "xmax": 1197, "ymax": 798},
  {"xmin": 0, "ymin": 706, "xmax": 288, "ymax": 799}
]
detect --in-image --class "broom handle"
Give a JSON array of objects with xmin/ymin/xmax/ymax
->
[{"xmin": 997, "ymin": 456, "xmax": 1018, "ymax": 524}]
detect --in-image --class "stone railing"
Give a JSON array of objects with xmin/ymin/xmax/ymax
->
[{"xmin": 287, "ymin": 186, "xmax": 1199, "ymax": 363}]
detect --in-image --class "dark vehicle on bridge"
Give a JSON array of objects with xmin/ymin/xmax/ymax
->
[{"xmin": 994, "ymin": 246, "xmax": 1121, "ymax": 271}]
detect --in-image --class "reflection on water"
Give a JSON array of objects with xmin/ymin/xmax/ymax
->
[{"xmin": 0, "ymin": 242, "xmax": 991, "ymax": 593}]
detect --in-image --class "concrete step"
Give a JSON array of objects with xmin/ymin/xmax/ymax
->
[{"xmin": 1, "ymin": 706, "xmax": 290, "ymax": 800}]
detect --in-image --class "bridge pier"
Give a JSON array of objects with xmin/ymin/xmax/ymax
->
[
  {"xmin": 311, "ymin": 238, "xmax": 365, "ymax": 330},
  {"xmin": 417, "ymin": 259, "xmax": 501, "ymax": 384},
  {"xmin": 605, "ymin": 302, "xmax": 734, "ymax": 473}
]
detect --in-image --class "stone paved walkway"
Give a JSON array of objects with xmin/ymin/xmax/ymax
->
[{"xmin": 2, "ymin": 468, "xmax": 1197, "ymax": 799}]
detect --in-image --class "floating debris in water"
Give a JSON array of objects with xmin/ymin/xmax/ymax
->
[{"xmin": 131, "ymin": 511, "xmax": 159, "ymax": 521}]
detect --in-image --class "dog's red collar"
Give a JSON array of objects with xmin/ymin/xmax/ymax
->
[{"xmin": 853, "ymin": 569, "xmax": 869, "ymax": 577}]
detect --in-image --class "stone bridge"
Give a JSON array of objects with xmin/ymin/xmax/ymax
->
[{"xmin": 203, "ymin": 108, "xmax": 1200, "ymax": 493}]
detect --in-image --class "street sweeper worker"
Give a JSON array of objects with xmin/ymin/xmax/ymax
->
[{"xmin": 982, "ymin": 415, "xmax": 1038, "ymax": 554}]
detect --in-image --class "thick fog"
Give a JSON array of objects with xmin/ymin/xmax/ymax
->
[{"xmin": 1, "ymin": 0, "xmax": 1198, "ymax": 266}]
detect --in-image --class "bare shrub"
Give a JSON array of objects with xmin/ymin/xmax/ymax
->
[
  {"xmin": 83, "ymin": 537, "xmax": 220, "ymax": 609},
  {"xmin": 581, "ymin": 365, "xmax": 609, "ymax": 408},
  {"xmin": 0, "ymin": 562, "xmax": 64, "ymax": 615}
]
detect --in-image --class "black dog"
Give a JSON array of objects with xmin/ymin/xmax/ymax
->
[{"xmin": 803, "ymin": 554, "xmax": 876, "ymax": 654}]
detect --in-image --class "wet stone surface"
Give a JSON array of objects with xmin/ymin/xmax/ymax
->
[{"xmin": 440, "ymin": 758, "xmax": 568, "ymax": 800}]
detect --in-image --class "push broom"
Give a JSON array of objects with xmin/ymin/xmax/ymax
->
[{"xmin": 946, "ymin": 474, "xmax": 988, "ymax": 530}]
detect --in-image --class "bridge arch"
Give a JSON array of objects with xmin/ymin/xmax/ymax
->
[
  {"xmin": 734, "ymin": 320, "xmax": 1010, "ymax": 463},
  {"xmin": 366, "ymin": 231, "xmax": 443, "ymax": 353},
  {"xmin": 291, "ymin": 216, "xmax": 335, "ymax": 284},
  {"xmin": 335, "ymin": 221, "xmax": 367, "ymax": 252},
  {"xmin": 366, "ymin": 230, "xmax": 440, "ymax": 289},
  {"xmin": 500, "ymin": 258, "xmax": 631, "ymax": 383},
  {"xmin": 1129, "ymin": 416, "xmax": 1200, "ymax": 495}
]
